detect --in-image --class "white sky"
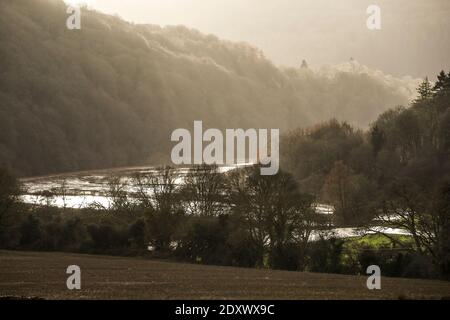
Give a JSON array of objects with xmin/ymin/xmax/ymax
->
[{"xmin": 74, "ymin": 0, "xmax": 450, "ymax": 77}]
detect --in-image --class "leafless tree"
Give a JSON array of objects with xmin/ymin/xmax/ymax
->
[
  {"xmin": 133, "ymin": 166, "xmax": 184, "ymax": 252},
  {"xmin": 107, "ymin": 175, "xmax": 131, "ymax": 212},
  {"xmin": 367, "ymin": 179, "xmax": 449, "ymax": 275},
  {"xmin": 182, "ymin": 164, "xmax": 225, "ymax": 217}
]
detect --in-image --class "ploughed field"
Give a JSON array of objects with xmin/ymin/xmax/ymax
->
[{"xmin": 1, "ymin": 250, "xmax": 449, "ymax": 300}]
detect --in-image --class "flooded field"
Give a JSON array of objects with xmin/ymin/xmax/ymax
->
[
  {"xmin": 18, "ymin": 165, "xmax": 410, "ymax": 239},
  {"xmin": 20, "ymin": 165, "xmax": 238, "ymax": 209}
]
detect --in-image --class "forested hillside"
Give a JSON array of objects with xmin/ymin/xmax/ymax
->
[
  {"xmin": 282, "ymin": 74, "xmax": 450, "ymax": 227},
  {"xmin": 0, "ymin": 0, "xmax": 417, "ymax": 176}
]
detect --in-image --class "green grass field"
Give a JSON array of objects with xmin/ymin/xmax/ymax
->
[{"xmin": 1, "ymin": 250, "xmax": 449, "ymax": 300}]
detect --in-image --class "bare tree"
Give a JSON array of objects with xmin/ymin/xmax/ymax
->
[
  {"xmin": 107, "ymin": 175, "xmax": 131, "ymax": 213},
  {"xmin": 133, "ymin": 167, "xmax": 184, "ymax": 252},
  {"xmin": 0, "ymin": 168, "xmax": 20, "ymax": 232},
  {"xmin": 58, "ymin": 178, "xmax": 69, "ymax": 210},
  {"xmin": 227, "ymin": 165, "xmax": 317, "ymax": 269},
  {"xmin": 182, "ymin": 164, "xmax": 225, "ymax": 217},
  {"xmin": 368, "ymin": 179, "xmax": 450, "ymax": 276}
]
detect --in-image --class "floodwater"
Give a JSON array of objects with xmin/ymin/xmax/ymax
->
[
  {"xmin": 19, "ymin": 165, "xmax": 409, "ymax": 238},
  {"xmin": 20, "ymin": 165, "xmax": 239, "ymax": 209}
]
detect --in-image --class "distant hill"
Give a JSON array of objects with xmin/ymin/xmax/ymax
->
[{"xmin": 0, "ymin": 0, "xmax": 418, "ymax": 176}]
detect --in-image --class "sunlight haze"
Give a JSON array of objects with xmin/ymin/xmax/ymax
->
[{"xmin": 88, "ymin": 0, "xmax": 450, "ymax": 77}]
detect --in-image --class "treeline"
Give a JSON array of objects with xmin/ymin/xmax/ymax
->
[
  {"xmin": 282, "ymin": 70, "xmax": 450, "ymax": 277},
  {"xmin": 0, "ymin": 165, "xmax": 318, "ymax": 267},
  {"xmin": 0, "ymin": 165, "xmax": 428, "ymax": 278},
  {"xmin": 0, "ymin": 0, "xmax": 414, "ymax": 176}
]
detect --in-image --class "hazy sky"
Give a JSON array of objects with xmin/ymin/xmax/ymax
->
[{"xmin": 77, "ymin": 0, "xmax": 449, "ymax": 77}]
